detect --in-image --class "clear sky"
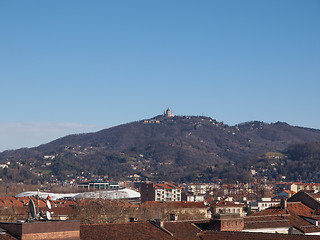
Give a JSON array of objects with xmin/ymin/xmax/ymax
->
[{"xmin": 0, "ymin": 0, "xmax": 319, "ymax": 152}]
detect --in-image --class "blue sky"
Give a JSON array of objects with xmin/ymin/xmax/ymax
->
[{"xmin": 0, "ymin": 0, "xmax": 319, "ymax": 151}]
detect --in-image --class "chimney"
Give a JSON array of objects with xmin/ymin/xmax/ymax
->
[
  {"xmin": 154, "ymin": 219, "xmax": 164, "ymax": 228},
  {"xmin": 280, "ymin": 199, "xmax": 287, "ymax": 210},
  {"xmin": 209, "ymin": 214, "xmax": 244, "ymax": 231},
  {"xmin": 169, "ymin": 214, "xmax": 178, "ymax": 221}
]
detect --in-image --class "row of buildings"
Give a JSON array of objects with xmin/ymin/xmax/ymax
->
[
  {"xmin": 139, "ymin": 181, "xmax": 320, "ymax": 202},
  {"xmin": 0, "ymin": 180, "xmax": 317, "ymax": 239},
  {"xmin": 2, "ymin": 191, "xmax": 320, "ymax": 239}
]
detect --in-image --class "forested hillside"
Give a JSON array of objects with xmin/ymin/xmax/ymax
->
[{"xmin": 1, "ymin": 115, "xmax": 320, "ymax": 183}]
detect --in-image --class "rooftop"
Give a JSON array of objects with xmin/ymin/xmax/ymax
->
[{"xmin": 245, "ymin": 201, "xmax": 320, "ymax": 233}]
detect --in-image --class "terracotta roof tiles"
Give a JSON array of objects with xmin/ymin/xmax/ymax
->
[
  {"xmin": 211, "ymin": 201, "xmax": 243, "ymax": 208},
  {"xmin": 163, "ymin": 221, "xmax": 202, "ymax": 240},
  {"xmin": 140, "ymin": 201, "xmax": 207, "ymax": 209},
  {"xmin": 80, "ymin": 222, "xmax": 175, "ymax": 240},
  {"xmin": 245, "ymin": 215, "xmax": 291, "ymax": 229},
  {"xmin": 154, "ymin": 183, "xmax": 181, "ymax": 190},
  {"xmin": 200, "ymin": 231, "xmax": 320, "ymax": 240},
  {"xmin": 245, "ymin": 202, "xmax": 320, "ymax": 233},
  {"xmin": 0, "ymin": 234, "xmax": 17, "ymax": 240}
]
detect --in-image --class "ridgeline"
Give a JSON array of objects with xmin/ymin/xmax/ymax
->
[{"xmin": 1, "ymin": 114, "xmax": 320, "ymax": 183}]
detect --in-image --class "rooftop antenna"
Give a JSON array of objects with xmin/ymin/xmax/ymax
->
[
  {"xmin": 28, "ymin": 194, "xmax": 53, "ymax": 222},
  {"xmin": 47, "ymin": 199, "xmax": 52, "ymax": 210},
  {"xmin": 45, "ymin": 195, "xmax": 52, "ymax": 220},
  {"xmin": 37, "ymin": 183, "xmax": 40, "ymax": 217},
  {"xmin": 29, "ymin": 198, "xmax": 36, "ymax": 220},
  {"xmin": 39, "ymin": 209, "xmax": 45, "ymax": 219},
  {"xmin": 46, "ymin": 211, "xmax": 51, "ymax": 220}
]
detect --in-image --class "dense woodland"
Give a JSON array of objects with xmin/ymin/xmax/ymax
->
[{"xmin": 0, "ymin": 115, "xmax": 320, "ymax": 184}]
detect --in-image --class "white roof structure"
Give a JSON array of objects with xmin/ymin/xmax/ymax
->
[
  {"xmin": 15, "ymin": 191, "xmax": 77, "ymax": 200},
  {"xmin": 15, "ymin": 188, "xmax": 140, "ymax": 200},
  {"xmin": 74, "ymin": 188, "xmax": 140, "ymax": 200}
]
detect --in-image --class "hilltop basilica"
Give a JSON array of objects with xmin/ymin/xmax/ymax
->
[{"xmin": 163, "ymin": 108, "xmax": 174, "ymax": 117}]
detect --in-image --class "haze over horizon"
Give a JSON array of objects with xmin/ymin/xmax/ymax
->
[{"xmin": 1, "ymin": 1, "xmax": 319, "ymax": 152}]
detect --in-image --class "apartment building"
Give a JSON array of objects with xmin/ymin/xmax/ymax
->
[
  {"xmin": 290, "ymin": 183, "xmax": 320, "ymax": 193},
  {"xmin": 140, "ymin": 183, "xmax": 181, "ymax": 203}
]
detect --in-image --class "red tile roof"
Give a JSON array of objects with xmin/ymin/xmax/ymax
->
[
  {"xmin": 163, "ymin": 220, "xmax": 202, "ymax": 240},
  {"xmin": 0, "ymin": 196, "xmax": 77, "ymax": 220},
  {"xmin": 80, "ymin": 222, "xmax": 175, "ymax": 240},
  {"xmin": 310, "ymin": 193, "xmax": 320, "ymax": 199},
  {"xmin": 154, "ymin": 183, "xmax": 181, "ymax": 190},
  {"xmin": 245, "ymin": 202, "xmax": 320, "ymax": 233},
  {"xmin": 199, "ymin": 231, "xmax": 320, "ymax": 240},
  {"xmin": 140, "ymin": 201, "xmax": 207, "ymax": 209},
  {"xmin": 0, "ymin": 196, "xmax": 77, "ymax": 209},
  {"xmin": 283, "ymin": 190, "xmax": 296, "ymax": 195},
  {"xmin": 245, "ymin": 215, "xmax": 291, "ymax": 229},
  {"xmin": 80, "ymin": 220, "xmax": 320, "ymax": 240},
  {"xmin": 166, "ymin": 202, "xmax": 207, "ymax": 209},
  {"xmin": 0, "ymin": 234, "xmax": 17, "ymax": 240},
  {"xmin": 211, "ymin": 201, "xmax": 243, "ymax": 208}
]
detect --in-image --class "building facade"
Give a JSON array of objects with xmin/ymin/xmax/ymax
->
[
  {"xmin": 77, "ymin": 181, "xmax": 119, "ymax": 192},
  {"xmin": 141, "ymin": 183, "xmax": 181, "ymax": 203}
]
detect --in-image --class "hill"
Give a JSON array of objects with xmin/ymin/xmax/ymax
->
[{"xmin": 1, "ymin": 115, "xmax": 320, "ymax": 183}]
